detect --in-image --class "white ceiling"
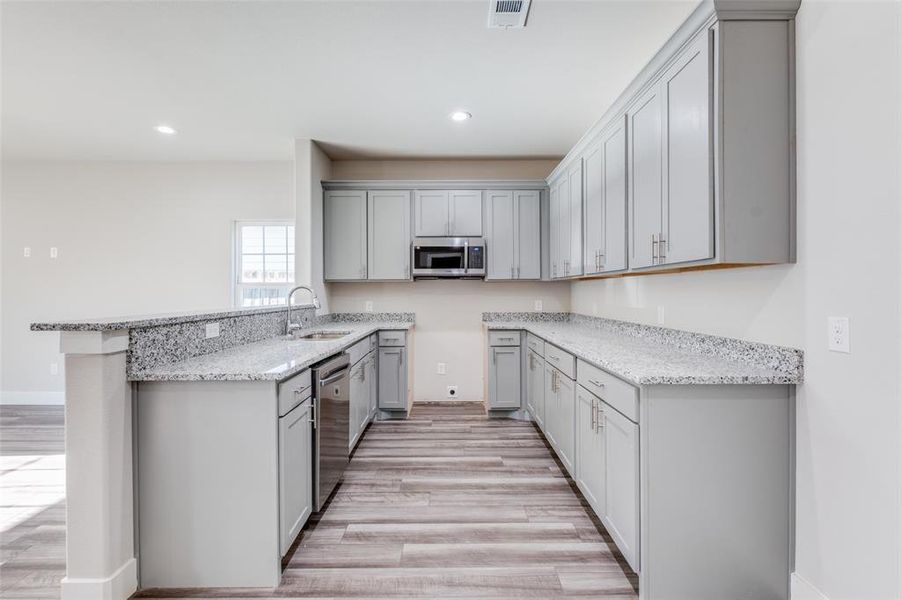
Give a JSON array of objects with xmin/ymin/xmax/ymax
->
[{"xmin": 1, "ymin": 1, "xmax": 698, "ymax": 161}]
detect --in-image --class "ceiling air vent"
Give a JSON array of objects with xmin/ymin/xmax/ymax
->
[{"xmin": 488, "ymin": 0, "xmax": 531, "ymax": 29}]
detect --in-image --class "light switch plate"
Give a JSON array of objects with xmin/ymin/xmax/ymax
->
[
  {"xmin": 23, "ymin": 247, "xmax": 31, "ymax": 258},
  {"xmin": 50, "ymin": 247, "xmax": 58, "ymax": 259},
  {"xmin": 827, "ymin": 316, "xmax": 850, "ymax": 353},
  {"xmin": 437, "ymin": 362, "xmax": 446, "ymax": 375},
  {"xmin": 205, "ymin": 322, "xmax": 221, "ymax": 339}
]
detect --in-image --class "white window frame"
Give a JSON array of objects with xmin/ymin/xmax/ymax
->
[{"xmin": 232, "ymin": 220, "xmax": 296, "ymax": 308}]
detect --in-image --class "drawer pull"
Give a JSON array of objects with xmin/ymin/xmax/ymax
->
[{"xmin": 588, "ymin": 379, "xmax": 605, "ymax": 388}]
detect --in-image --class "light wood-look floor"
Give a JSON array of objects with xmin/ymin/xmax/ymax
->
[
  {"xmin": 139, "ymin": 401, "xmax": 638, "ymax": 599},
  {"xmin": 0, "ymin": 405, "xmax": 66, "ymax": 600}
]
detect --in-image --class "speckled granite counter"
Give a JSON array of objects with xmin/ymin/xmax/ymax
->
[
  {"xmin": 130, "ymin": 319, "xmax": 414, "ymax": 382},
  {"xmin": 483, "ymin": 313, "xmax": 803, "ymax": 386}
]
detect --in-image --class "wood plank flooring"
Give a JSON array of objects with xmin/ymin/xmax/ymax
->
[
  {"xmin": 0, "ymin": 405, "xmax": 66, "ymax": 600},
  {"xmin": 139, "ymin": 401, "xmax": 637, "ymax": 599}
]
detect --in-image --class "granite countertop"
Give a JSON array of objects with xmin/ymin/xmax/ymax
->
[
  {"xmin": 130, "ymin": 321, "xmax": 413, "ymax": 382},
  {"xmin": 484, "ymin": 315, "xmax": 802, "ymax": 386},
  {"xmin": 30, "ymin": 304, "xmax": 301, "ymax": 331}
]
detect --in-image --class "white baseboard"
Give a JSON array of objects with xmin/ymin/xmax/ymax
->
[
  {"xmin": 61, "ymin": 557, "xmax": 137, "ymax": 600},
  {"xmin": 0, "ymin": 391, "xmax": 65, "ymax": 405},
  {"xmin": 792, "ymin": 572, "xmax": 830, "ymax": 600}
]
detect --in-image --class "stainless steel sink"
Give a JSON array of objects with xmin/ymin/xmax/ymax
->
[{"xmin": 288, "ymin": 330, "xmax": 351, "ymax": 341}]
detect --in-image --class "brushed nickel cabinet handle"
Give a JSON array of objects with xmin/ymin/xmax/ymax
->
[
  {"xmin": 658, "ymin": 233, "xmax": 666, "ymax": 262},
  {"xmin": 588, "ymin": 379, "xmax": 605, "ymax": 388}
]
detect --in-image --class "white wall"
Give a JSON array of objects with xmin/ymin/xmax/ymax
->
[
  {"xmin": 294, "ymin": 140, "xmax": 333, "ymax": 313},
  {"xmin": 0, "ymin": 161, "xmax": 293, "ymax": 403},
  {"xmin": 572, "ymin": 3, "xmax": 901, "ymax": 597},
  {"xmin": 327, "ymin": 158, "xmax": 567, "ymax": 401}
]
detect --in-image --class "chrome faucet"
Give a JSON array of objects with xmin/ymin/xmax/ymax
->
[{"xmin": 286, "ymin": 285, "xmax": 321, "ymax": 335}]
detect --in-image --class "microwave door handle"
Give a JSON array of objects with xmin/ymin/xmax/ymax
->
[{"xmin": 464, "ymin": 241, "xmax": 469, "ymax": 273}]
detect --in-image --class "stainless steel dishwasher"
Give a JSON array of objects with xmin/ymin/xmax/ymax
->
[{"xmin": 311, "ymin": 353, "xmax": 350, "ymax": 511}]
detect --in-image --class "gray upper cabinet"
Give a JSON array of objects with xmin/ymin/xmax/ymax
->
[
  {"xmin": 488, "ymin": 346, "xmax": 521, "ymax": 410},
  {"xmin": 367, "ymin": 190, "xmax": 411, "ymax": 280},
  {"xmin": 449, "ymin": 190, "xmax": 483, "ymax": 236},
  {"xmin": 628, "ymin": 85, "xmax": 664, "ymax": 270},
  {"xmin": 414, "ymin": 190, "xmax": 449, "ymax": 236},
  {"xmin": 485, "ymin": 190, "xmax": 541, "ymax": 280},
  {"xmin": 324, "ymin": 190, "xmax": 367, "ymax": 280},
  {"xmin": 414, "ymin": 190, "xmax": 483, "ymax": 237},
  {"xmin": 485, "ymin": 190, "xmax": 515, "ymax": 280},
  {"xmin": 661, "ymin": 31, "xmax": 713, "ymax": 266},
  {"xmin": 515, "ymin": 190, "xmax": 541, "ymax": 279},
  {"xmin": 549, "ymin": 178, "xmax": 561, "ymax": 279},
  {"xmin": 583, "ymin": 117, "xmax": 628, "ymax": 275},
  {"xmin": 567, "ymin": 161, "xmax": 583, "ymax": 277}
]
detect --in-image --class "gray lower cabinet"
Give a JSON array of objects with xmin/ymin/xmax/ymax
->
[
  {"xmin": 602, "ymin": 401, "xmax": 639, "ymax": 572},
  {"xmin": 324, "ymin": 190, "xmax": 368, "ymax": 280},
  {"xmin": 279, "ymin": 399, "xmax": 313, "ymax": 557},
  {"xmin": 368, "ymin": 190, "xmax": 411, "ymax": 280},
  {"xmin": 526, "ymin": 348, "xmax": 544, "ymax": 429},
  {"xmin": 575, "ymin": 386, "xmax": 606, "ymax": 512},
  {"xmin": 488, "ymin": 346, "xmax": 521, "ymax": 409},
  {"xmin": 378, "ymin": 338, "xmax": 408, "ymax": 411},
  {"xmin": 365, "ymin": 349, "xmax": 377, "ymax": 418},
  {"xmin": 544, "ymin": 362, "xmax": 575, "ymax": 475},
  {"xmin": 349, "ymin": 357, "xmax": 368, "ymax": 450}
]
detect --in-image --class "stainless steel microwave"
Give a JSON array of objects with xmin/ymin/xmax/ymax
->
[{"xmin": 411, "ymin": 238, "xmax": 486, "ymax": 279}]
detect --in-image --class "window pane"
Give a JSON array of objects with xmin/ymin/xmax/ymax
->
[
  {"xmin": 287, "ymin": 226, "xmax": 295, "ymax": 255},
  {"xmin": 241, "ymin": 226, "xmax": 264, "ymax": 254},
  {"xmin": 265, "ymin": 254, "xmax": 288, "ymax": 283},
  {"xmin": 265, "ymin": 226, "xmax": 288, "ymax": 254},
  {"xmin": 241, "ymin": 254, "xmax": 264, "ymax": 283},
  {"xmin": 287, "ymin": 255, "xmax": 295, "ymax": 283},
  {"xmin": 240, "ymin": 286, "xmax": 287, "ymax": 307}
]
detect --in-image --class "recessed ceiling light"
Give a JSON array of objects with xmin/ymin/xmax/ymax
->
[
  {"xmin": 155, "ymin": 124, "xmax": 177, "ymax": 135},
  {"xmin": 450, "ymin": 111, "xmax": 472, "ymax": 122}
]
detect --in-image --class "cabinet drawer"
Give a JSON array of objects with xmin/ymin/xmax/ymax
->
[
  {"xmin": 378, "ymin": 330, "xmax": 407, "ymax": 347},
  {"xmin": 369, "ymin": 334, "xmax": 378, "ymax": 351},
  {"xmin": 278, "ymin": 369, "xmax": 312, "ymax": 417},
  {"xmin": 488, "ymin": 331, "xmax": 521, "ymax": 346},
  {"xmin": 577, "ymin": 359, "xmax": 638, "ymax": 423},
  {"xmin": 545, "ymin": 343, "xmax": 575, "ymax": 379},
  {"xmin": 347, "ymin": 338, "xmax": 370, "ymax": 367},
  {"xmin": 526, "ymin": 334, "xmax": 545, "ymax": 356}
]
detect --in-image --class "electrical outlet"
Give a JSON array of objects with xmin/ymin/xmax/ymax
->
[
  {"xmin": 446, "ymin": 385, "xmax": 458, "ymax": 398},
  {"xmin": 437, "ymin": 362, "xmax": 446, "ymax": 375},
  {"xmin": 657, "ymin": 306, "xmax": 665, "ymax": 325},
  {"xmin": 534, "ymin": 299, "xmax": 543, "ymax": 312},
  {"xmin": 827, "ymin": 316, "xmax": 850, "ymax": 353},
  {"xmin": 50, "ymin": 247, "xmax": 58, "ymax": 259},
  {"xmin": 205, "ymin": 322, "xmax": 221, "ymax": 339},
  {"xmin": 50, "ymin": 363, "xmax": 58, "ymax": 376},
  {"xmin": 364, "ymin": 300, "xmax": 374, "ymax": 312},
  {"xmin": 23, "ymin": 247, "xmax": 31, "ymax": 258}
]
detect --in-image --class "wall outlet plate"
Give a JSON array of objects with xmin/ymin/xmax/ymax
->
[
  {"xmin": 50, "ymin": 363, "xmax": 59, "ymax": 376},
  {"xmin": 534, "ymin": 299, "xmax": 543, "ymax": 312},
  {"xmin": 446, "ymin": 385, "xmax": 458, "ymax": 398},
  {"xmin": 365, "ymin": 301, "xmax": 374, "ymax": 312},
  {"xmin": 23, "ymin": 247, "xmax": 31, "ymax": 258},
  {"xmin": 50, "ymin": 247, "xmax": 58, "ymax": 259},
  {"xmin": 205, "ymin": 322, "xmax": 221, "ymax": 339},
  {"xmin": 437, "ymin": 362, "xmax": 446, "ymax": 375},
  {"xmin": 827, "ymin": 316, "xmax": 850, "ymax": 353}
]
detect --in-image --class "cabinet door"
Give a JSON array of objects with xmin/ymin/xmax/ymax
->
[
  {"xmin": 575, "ymin": 388, "xmax": 606, "ymax": 515},
  {"xmin": 527, "ymin": 350, "xmax": 545, "ymax": 429},
  {"xmin": 628, "ymin": 85, "xmax": 663, "ymax": 269},
  {"xmin": 488, "ymin": 346, "xmax": 521, "ymax": 409},
  {"xmin": 514, "ymin": 191, "xmax": 541, "ymax": 280},
  {"xmin": 583, "ymin": 142, "xmax": 605, "ymax": 275},
  {"xmin": 324, "ymin": 190, "xmax": 367, "ymax": 280},
  {"xmin": 543, "ymin": 363, "xmax": 558, "ymax": 446},
  {"xmin": 567, "ymin": 161, "xmax": 584, "ymax": 277},
  {"xmin": 279, "ymin": 401, "xmax": 312, "ymax": 556},
  {"xmin": 603, "ymin": 119, "xmax": 628, "ymax": 272},
  {"xmin": 414, "ymin": 190, "xmax": 449, "ymax": 236},
  {"xmin": 366, "ymin": 354, "xmax": 378, "ymax": 419},
  {"xmin": 349, "ymin": 361, "xmax": 364, "ymax": 450},
  {"xmin": 368, "ymin": 190, "xmax": 411, "ymax": 280},
  {"xmin": 378, "ymin": 348, "xmax": 406, "ymax": 409},
  {"xmin": 555, "ymin": 372, "xmax": 576, "ymax": 475},
  {"xmin": 485, "ymin": 190, "xmax": 515, "ymax": 280},
  {"xmin": 662, "ymin": 31, "xmax": 713, "ymax": 266},
  {"xmin": 449, "ymin": 190, "xmax": 483, "ymax": 236},
  {"xmin": 603, "ymin": 404, "xmax": 640, "ymax": 572},
  {"xmin": 557, "ymin": 175, "xmax": 572, "ymax": 277},
  {"xmin": 549, "ymin": 181, "xmax": 561, "ymax": 278}
]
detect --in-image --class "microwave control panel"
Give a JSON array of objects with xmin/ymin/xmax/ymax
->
[{"xmin": 467, "ymin": 246, "xmax": 484, "ymax": 270}]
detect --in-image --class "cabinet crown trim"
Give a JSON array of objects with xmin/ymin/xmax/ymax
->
[{"xmin": 323, "ymin": 180, "xmax": 549, "ymax": 191}]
